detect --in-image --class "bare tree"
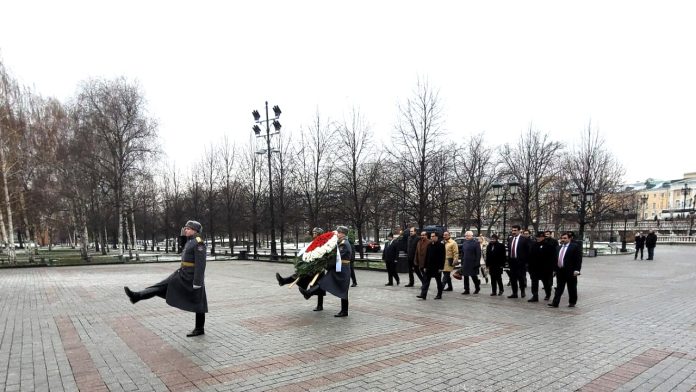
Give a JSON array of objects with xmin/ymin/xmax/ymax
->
[
  {"xmin": 201, "ymin": 144, "xmax": 219, "ymax": 253},
  {"xmin": 219, "ymin": 136, "xmax": 242, "ymax": 250},
  {"xmin": 565, "ymin": 124, "xmax": 625, "ymax": 244},
  {"xmin": 390, "ymin": 78, "xmax": 444, "ymax": 229},
  {"xmin": 76, "ymin": 77, "xmax": 158, "ymax": 258},
  {"xmin": 336, "ymin": 108, "xmax": 382, "ymax": 257},
  {"xmin": 453, "ymin": 133, "xmax": 498, "ymax": 233},
  {"xmin": 501, "ymin": 126, "xmax": 563, "ymax": 230},
  {"xmin": 297, "ymin": 110, "xmax": 335, "ymax": 230}
]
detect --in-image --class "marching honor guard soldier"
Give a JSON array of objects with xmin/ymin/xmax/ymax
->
[
  {"xmin": 300, "ymin": 226, "xmax": 352, "ymax": 317},
  {"xmin": 124, "ymin": 220, "xmax": 208, "ymax": 337},
  {"xmin": 276, "ymin": 227, "xmax": 326, "ymax": 311}
]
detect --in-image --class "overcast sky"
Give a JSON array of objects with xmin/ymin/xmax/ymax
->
[{"xmin": 1, "ymin": 0, "xmax": 694, "ymax": 183}]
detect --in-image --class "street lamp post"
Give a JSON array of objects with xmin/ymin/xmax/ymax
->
[
  {"xmin": 609, "ymin": 209, "xmax": 616, "ymax": 243},
  {"xmin": 640, "ymin": 194, "xmax": 649, "ymax": 223},
  {"xmin": 571, "ymin": 191, "xmax": 594, "ymax": 246},
  {"xmin": 621, "ymin": 207, "xmax": 629, "ymax": 252},
  {"xmin": 252, "ymin": 102, "xmax": 282, "ymax": 259},
  {"xmin": 492, "ymin": 181, "xmax": 519, "ymax": 237},
  {"xmin": 680, "ymin": 183, "xmax": 691, "ymax": 219}
]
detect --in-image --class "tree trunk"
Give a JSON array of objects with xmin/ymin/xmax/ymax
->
[
  {"xmin": 0, "ymin": 132, "xmax": 16, "ymax": 263},
  {"xmin": 130, "ymin": 199, "xmax": 138, "ymax": 257}
]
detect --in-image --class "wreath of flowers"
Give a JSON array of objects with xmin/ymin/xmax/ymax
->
[{"xmin": 294, "ymin": 231, "xmax": 338, "ymax": 277}]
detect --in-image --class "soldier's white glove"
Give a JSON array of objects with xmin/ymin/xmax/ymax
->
[
  {"xmin": 193, "ymin": 285, "xmax": 201, "ymax": 289},
  {"xmin": 573, "ymin": 271, "xmax": 581, "ymax": 276}
]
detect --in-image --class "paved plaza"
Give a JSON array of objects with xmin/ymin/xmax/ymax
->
[{"xmin": 1, "ymin": 246, "xmax": 696, "ymax": 391}]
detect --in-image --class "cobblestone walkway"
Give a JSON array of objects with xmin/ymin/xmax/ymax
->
[{"xmin": 1, "ymin": 246, "xmax": 695, "ymax": 391}]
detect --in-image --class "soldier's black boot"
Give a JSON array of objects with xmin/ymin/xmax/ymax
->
[
  {"xmin": 299, "ymin": 285, "xmax": 320, "ymax": 300},
  {"xmin": 276, "ymin": 273, "xmax": 295, "ymax": 286},
  {"xmin": 334, "ymin": 299, "xmax": 348, "ymax": 317},
  {"xmin": 124, "ymin": 287, "xmax": 139, "ymax": 304},
  {"xmin": 314, "ymin": 295, "xmax": 324, "ymax": 311},
  {"xmin": 187, "ymin": 313, "xmax": 205, "ymax": 337},
  {"xmin": 137, "ymin": 287, "xmax": 160, "ymax": 301}
]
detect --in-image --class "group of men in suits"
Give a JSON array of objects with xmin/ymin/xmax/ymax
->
[{"xmin": 506, "ymin": 225, "xmax": 582, "ymax": 308}]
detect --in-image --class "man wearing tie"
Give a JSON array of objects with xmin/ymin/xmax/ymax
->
[
  {"xmin": 549, "ymin": 232, "xmax": 582, "ymax": 308},
  {"xmin": 507, "ymin": 225, "xmax": 531, "ymax": 298}
]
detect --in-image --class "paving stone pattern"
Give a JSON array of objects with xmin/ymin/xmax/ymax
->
[{"xmin": 1, "ymin": 246, "xmax": 696, "ymax": 391}]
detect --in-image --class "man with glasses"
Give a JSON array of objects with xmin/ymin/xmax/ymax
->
[{"xmin": 124, "ymin": 220, "xmax": 208, "ymax": 337}]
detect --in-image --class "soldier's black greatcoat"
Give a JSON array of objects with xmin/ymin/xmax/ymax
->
[
  {"xmin": 318, "ymin": 238, "xmax": 352, "ymax": 300},
  {"xmin": 148, "ymin": 235, "xmax": 208, "ymax": 313}
]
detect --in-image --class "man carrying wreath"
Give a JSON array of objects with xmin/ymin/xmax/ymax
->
[
  {"xmin": 276, "ymin": 227, "xmax": 326, "ymax": 311},
  {"xmin": 300, "ymin": 226, "xmax": 352, "ymax": 317}
]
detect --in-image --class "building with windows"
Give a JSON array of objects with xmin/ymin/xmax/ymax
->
[{"xmin": 631, "ymin": 173, "xmax": 696, "ymax": 220}]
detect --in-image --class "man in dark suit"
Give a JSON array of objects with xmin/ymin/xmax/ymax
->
[
  {"xmin": 549, "ymin": 232, "xmax": 582, "ymax": 308},
  {"xmin": 507, "ymin": 225, "xmax": 531, "ymax": 298},
  {"xmin": 382, "ymin": 232, "xmax": 400, "ymax": 286}
]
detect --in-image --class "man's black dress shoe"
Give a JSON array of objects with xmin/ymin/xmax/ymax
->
[
  {"xmin": 186, "ymin": 329, "xmax": 205, "ymax": 337},
  {"xmin": 404, "ymin": 284, "xmax": 414, "ymax": 287},
  {"xmin": 528, "ymin": 297, "xmax": 539, "ymax": 302},
  {"xmin": 351, "ymin": 283, "xmax": 357, "ymax": 287},
  {"xmin": 313, "ymin": 306, "xmax": 323, "ymax": 311},
  {"xmin": 507, "ymin": 294, "xmax": 518, "ymax": 299},
  {"xmin": 444, "ymin": 287, "xmax": 453, "ymax": 291},
  {"xmin": 416, "ymin": 295, "xmax": 425, "ymax": 300},
  {"xmin": 275, "ymin": 273, "xmax": 284, "ymax": 286},
  {"xmin": 434, "ymin": 295, "xmax": 442, "ymax": 300},
  {"xmin": 547, "ymin": 303, "xmax": 558, "ymax": 308},
  {"xmin": 568, "ymin": 304, "xmax": 576, "ymax": 308},
  {"xmin": 385, "ymin": 283, "xmax": 393, "ymax": 286},
  {"xmin": 334, "ymin": 311, "xmax": 348, "ymax": 317}
]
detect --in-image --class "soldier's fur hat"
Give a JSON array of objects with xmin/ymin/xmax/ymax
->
[{"xmin": 185, "ymin": 220, "xmax": 203, "ymax": 233}]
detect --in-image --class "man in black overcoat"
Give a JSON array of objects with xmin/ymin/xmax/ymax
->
[
  {"xmin": 124, "ymin": 220, "xmax": 208, "ymax": 337},
  {"xmin": 548, "ymin": 232, "xmax": 583, "ymax": 308},
  {"xmin": 382, "ymin": 232, "xmax": 400, "ymax": 286},
  {"xmin": 528, "ymin": 231, "xmax": 556, "ymax": 302},
  {"xmin": 416, "ymin": 232, "xmax": 445, "ymax": 300}
]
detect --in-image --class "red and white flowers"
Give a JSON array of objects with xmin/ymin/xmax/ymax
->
[{"xmin": 302, "ymin": 231, "xmax": 338, "ymax": 262}]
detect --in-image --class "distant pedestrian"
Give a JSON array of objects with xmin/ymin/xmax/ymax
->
[
  {"xmin": 478, "ymin": 234, "xmax": 489, "ymax": 284},
  {"xmin": 634, "ymin": 232, "xmax": 646, "ymax": 260},
  {"xmin": 485, "ymin": 234, "xmax": 506, "ymax": 296},
  {"xmin": 460, "ymin": 231, "xmax": 481, "ymax": 295},
  {"xmin": 382, "ymin": 232, "xmax": 400, "ymax": 286},
  {"xmin": 442, "ymin": 231, "xmax": 458, "ymax": 291},
  {"xmin": 406, "ymin": 226, "xmax": 425, "ymax": 287},
  {"xmin": 645, "ymin": 230, "xmax": 658, "ymax": 260},
  {"xmin": 416, "ymin": 232, "xmax": 445, "ymax": 300}
]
